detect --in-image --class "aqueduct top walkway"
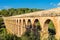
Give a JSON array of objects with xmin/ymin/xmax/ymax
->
[{"xmin": 3, "ymin": 7, "xmax": 60, "ymax": 40}]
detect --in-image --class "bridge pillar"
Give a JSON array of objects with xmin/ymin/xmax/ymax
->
[
  {"xmin": 20, "ymin": 19, "xmax": 26, "ymax": 36},
  {"xmin": 31, "ymin": 19, "xmax": 34, "ymax": 28},
  {"xmin": 23, "ymin": 19, "xmax": 26, "ymax": 34},
  {"xmin": 15, "ymin": 19, "xmax": 18, "ymax": 36},
  {"xmin": 18, "ymin": 19, "xmax": 21, "ymax": 37},
  {"xmin": 17, "ymin": 19, "xmax": 21, "ymax": 37},
  {"xmin": 38, "ymin": 20, "xmax": 42, "ymax": 40},
  {"xmin": 55, "ymin": 20, "xmax": 60, "ymax": 40},
  {"xmin": 40, "ymin": 24, "xmax": 49, "ymax": 40},
  {"xmin": 12, "ymin": 20, "xmax": 15, "ymax": 34},
  {"xmin": 55, "ymin": 27, "xmax": 60, "ymax": 40},
  {"xmin": 20, "ymin": 19, "xmax": 23, "ymax": 36}
]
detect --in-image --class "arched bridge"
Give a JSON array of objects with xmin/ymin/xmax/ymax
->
[{"xmin": 3, "ymin": 8, "xmax": 60, "ymax": 40}]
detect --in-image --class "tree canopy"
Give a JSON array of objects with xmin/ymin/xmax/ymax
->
[{"xmin": 0, "ymin": 8, "xmax": 44, "ymax": 17}]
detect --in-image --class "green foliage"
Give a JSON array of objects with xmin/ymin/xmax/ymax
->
[
  {"xmin": 5, "ymin": 34, "xmax": 21, "ymax": 40},
  {"xmin": 0, "ymin": 28, "xmax": 21, "ymax": 40},
  {"xmin": 0, "ymin": 17, "xmax": 5, "ymax": 28},
  {"xmin": 0, "ymin": 17, "xmax": 3, "ymax": 22},
  {"xmin": 21, "ymin": 29, "xmax": 40, "ymax": 40},
  {"xmin": 49, "ymin": 21, "xmax": 55, "ymax": 30},
  {"xmin": 48, "ymin": 21, "xmax": 56, "ymax": 35},
  {"xmin": 0, "ymin": 8, "xmax": 43, "ymax": 16}
]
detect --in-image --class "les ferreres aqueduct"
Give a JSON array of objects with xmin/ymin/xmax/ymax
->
[{"xmin": 3, "ymin": 8, "xmax": 60, "ymax": 40}]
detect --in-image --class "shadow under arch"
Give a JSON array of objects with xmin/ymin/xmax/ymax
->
[
  {"xmin": 23, "ymin": 19, "xmax": 32, "ymax": 36},
  {"xmin": 33, "ymin": 19, "xmax": 41, "ymax": 31},
  {"xmin": 19, "ymin": 19, "xmax": 21, "ymax": 25},
  {"xmin": 44, "ymin": 19, "xmax": 56, "ymax": 39},
  {"xmin": 32, "ymin": 19, "xmax": 41, "ymax": 40},
  {"xmin": 23, "ymin": 19, "xmax": 26, "ymax": 27},
  {"xmin": 26, "ymin": 19, "xmax": 32, "ymax": 29},
  {"xmin": 23, "ymin": 19, "xmax": 26, "ymax": 31}
]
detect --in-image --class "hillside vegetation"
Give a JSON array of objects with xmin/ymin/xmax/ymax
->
[
  {"xmin": 0, "ymin": 8, "xmax": 43, "ymax": 17},
  {"xmin": 0, "ymin": 8, "xmax": 44, "ymax": 40}
]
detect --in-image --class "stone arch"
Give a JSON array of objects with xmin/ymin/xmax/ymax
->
[
  {"xmin": 33, "ymin": 19, "xmax": 41, "ymax": 31},
  {"xmin": 22, "ymin": 19, "xmax": 26, "ymax": 34},
  {"xmin": 44, "ymin": 19, "xmax": 56, "ymax": 35},
  {"xmin": 19, "ymin": 19, "xmax": 21, "ymax": 36},
  {"xmin": 19, "ymin": 19, "xmax": 21, "ymax": 27},
  {"xmin": 23, "ymin": 19, "xmax": 26, "ymax": 28},
  {"xmin": 23, "ymin": 19, "xmax": 25, "ymax": 24},
  {"xmin": 23, "ymin": 19, "xmax": 32, "ymax": 32},
  {"xmin": 44, "ymin": 19, "xmax": 56, "ymax": 39},
  {"xmin": 17, "ymin": 19, "xmax": 18, "ymax": 23},
  {"xmin": 19, "ymin": 19, "xmax": 21, "ymax": 22},
  {"xmin": 28, "ymin": 19, "xmax": 31, "ymax": 24},
  {"xmin": 23, "ymin": 19, "xmax": 32, "ymax": 37},
  {"xmin": 19, "ymin": 19, "xmax": 21, "ymax": 25},
  {"xmin": 32, "ymin": 19, "xmax": 41, "ymax": 40},
  {"xmin": 26, "ymin": 19, "xmax": 32, "ymax": 29}
]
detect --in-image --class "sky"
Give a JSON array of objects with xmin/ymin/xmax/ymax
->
[{"xmin": 0, "ymin": 0, "xmax": 60, "ymax": 10}]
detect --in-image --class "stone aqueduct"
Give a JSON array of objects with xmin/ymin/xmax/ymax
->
[{"xmin": 3, "ymin": 8, "xmax": 60, "ymax": 39}]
